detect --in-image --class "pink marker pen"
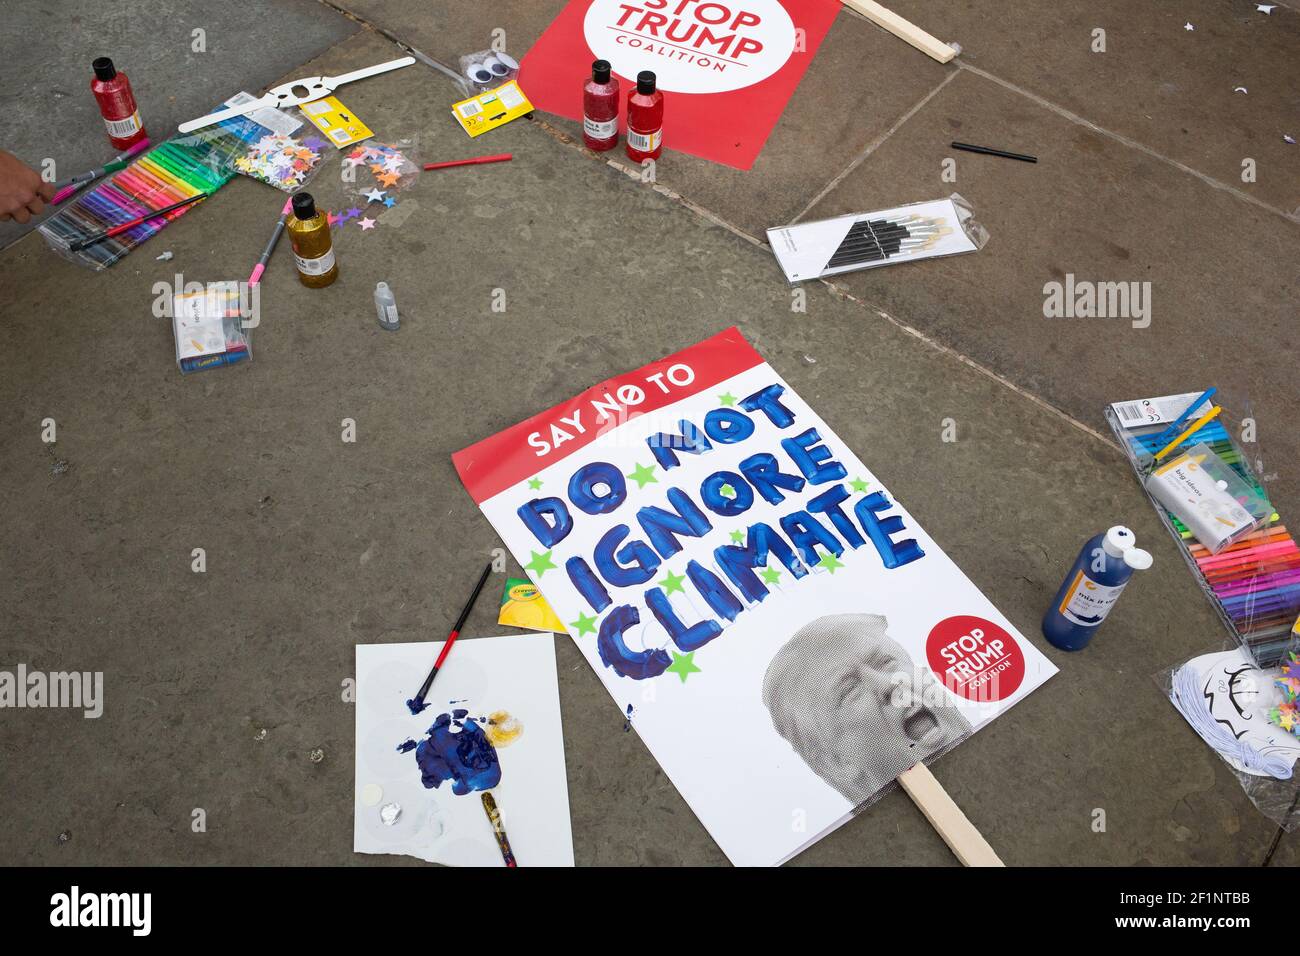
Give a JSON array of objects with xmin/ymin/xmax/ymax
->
[{"xmin": 249, "ymin": 197, "xmax": 295, "ymax": 286}]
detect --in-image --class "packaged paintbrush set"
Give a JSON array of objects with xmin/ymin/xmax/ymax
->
[{"xmin": 765, "ymin": 193, "xmax": 988, "ymax": 283}]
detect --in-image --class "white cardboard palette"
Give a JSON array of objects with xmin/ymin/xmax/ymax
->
[{"xmin": 353, "ymin": 632, "xmax": 574, "ymax": 866}]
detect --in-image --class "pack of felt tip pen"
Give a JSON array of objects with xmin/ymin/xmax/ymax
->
[
  {"xmin": 38, "ymin": 130, "xmax": 242, "ymax": 271},
  {"xmin": 765, "ymin": 193, "xmax": 988, "ymax": 284},
  {"xmin": 171, "ymin": 283, "xmax": 252, "ymax": 375},
  {"xmin": 1106, "ymin": 389, "xmax": 1300, "ymax": 667}
]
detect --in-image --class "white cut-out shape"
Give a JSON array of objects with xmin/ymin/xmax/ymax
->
[
  {"xmin": 1257, "ymin": 4, "xmax": 1276, "ymax": 13},
  {"xmin": 1183, "ymin": 22, "xmax": 1194, "ymax": 31},
  {"xmin": 361, "ymin": 783, "xmax": 383, "ymax": 807},
  {"xmin": 380, "ymin": 803, "xmax": 402, "ymax": 826},
  {"xmin": 363, "ymin": 187, "xmax": 386, "ymax": 203},
  {"xmin": 1234, "ymin": 87, "xmax": 1248, "ymax": 94}
]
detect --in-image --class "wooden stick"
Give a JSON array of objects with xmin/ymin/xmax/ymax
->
[
  {"xmin": 897, "ymin": 763, "xmax": 1004, "ymax": 866},
  {"xmin": 840, "ymin": 0, "xmax": 957, "ymax": 64}
]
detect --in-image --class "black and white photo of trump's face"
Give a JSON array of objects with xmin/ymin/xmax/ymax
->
[{"xmin": 762, "ymin": 613, "xmax": 971, "ymax": 806}]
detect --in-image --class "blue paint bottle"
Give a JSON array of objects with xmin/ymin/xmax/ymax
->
[{"xmin": 1042, "ymin": 526, "xmax": 1152, "ymax": 651}]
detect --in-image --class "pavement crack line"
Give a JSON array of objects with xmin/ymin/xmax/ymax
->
[
  {"xmin": 525, "ymin": 107, "xmax": 1124, "ymax": 456},
  {"xmin": 956, "ymin": 60, "xmax": 1300, "ymax": 225},
  {"xmin": 792, "ymin": 69, "xmax": 961, "ymax": 224},
  {"xmin": 298, "ymin": 6, "xmax": 1257, "ymax": 458}
]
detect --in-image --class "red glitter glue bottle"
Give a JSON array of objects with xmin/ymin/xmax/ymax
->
[
  {"xmin": 91, "ymin": 57, "xmax": 148, "ymax": 151},
  {"xmin": 582, "ymin": 59, "xmax": 620, "ymax": 151},
  {"xmin": 625, "ymin": 71, "xmax": 663, "ymax": 164}
]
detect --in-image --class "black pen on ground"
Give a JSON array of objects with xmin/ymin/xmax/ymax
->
[
  {"xmin": 407, "ymin": 562, "xmax": 494, "ymax": 715},
  {"xmin": 950, "ymin": 141, "xmax": 1038, "ymax": 163}
]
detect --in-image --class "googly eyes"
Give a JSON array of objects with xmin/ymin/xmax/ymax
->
[
  {"xmin": 482, "ymin": 56, "xmax": 509, "ymax": 77},
  {"xmin": 466, "ymin": 63, "xmax": 493, "ymax": 85},
  {"xmin": 495, "ymin": 52, "xmax": 519, "ymax": 72}
]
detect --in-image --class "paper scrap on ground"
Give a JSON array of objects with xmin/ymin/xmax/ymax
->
[
  {"xmin": 353, "ymin": 633, "xmax": 574, "ymax": 866},
  {"xmin": 499, "ymin": 577, "xmax": 568, "ymax": 634},
  {"xmin": 453, "ymin": 327, "xmax": 1057, "ymax": 865}
]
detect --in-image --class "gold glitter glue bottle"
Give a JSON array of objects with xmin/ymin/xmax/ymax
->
[{"xmin": 287, "ymin": 192, "xmax": 338, "ymax": 288}]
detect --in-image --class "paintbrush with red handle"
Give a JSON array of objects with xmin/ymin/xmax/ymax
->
[{"xmin": 409, "ymin": 562, "xmax": 494, "ymax": 711}]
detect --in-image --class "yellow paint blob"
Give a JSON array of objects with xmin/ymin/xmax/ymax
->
[{"xmin": 485, "ymin": 710, "xmax": 524, "ymax": 747}]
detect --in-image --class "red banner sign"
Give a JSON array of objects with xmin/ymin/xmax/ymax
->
[{"xmin": 520, "ymin": 0, "xmax": 842, "ymax": 169}]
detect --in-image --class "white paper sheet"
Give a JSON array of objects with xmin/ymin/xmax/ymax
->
[{"xmin": 353, "ymin": 633, "xmax": 574, "ymax": 866}]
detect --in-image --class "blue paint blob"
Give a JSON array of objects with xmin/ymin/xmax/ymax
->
[
  {"xmin": 395, "ymin": 738, "xmax": 418, "ymax": 753},
  {"xmin": 517, "ymin": 496, "xmax": 573, "ymax": 547},
  {"xmin": 700, "ymin": 471, "xmax": 753, "ymax": 517},
  {"xmin": 780, "ymin": 510, "xmax": 844, "ymax": 566},
  {"xmin": 406, "ymin": 697, "xmax": 430, "ymax": 715},
  {"xmin": 636, "ymin": 487, "xmax": 712, "ymax": 561},
  {"xmin": 593, "ymin": 523, "xmax": 660, "ymax": 587},
  {"xmin": 596, "ymin": 603, "xmax": 671, "ymax": 679},
  {"xmin": 738, "ymin": 451, "xmax": 805, "ymax": 505},
  {"xmin": 703, "ymin": 407, "xmax": 755, "ymax": 444},
  {"xmin": 647, "ymin": 585, "xmax": 723, "ymax": 652},
  {"xmin": 808, "ymin": 483, "xmax": 866, "ymax": 549},
  {"xmin": 566, "ymin": 554, "xmax": 613, "ymax": 612},
  {"xmin": 782, "ymin": 427, "xmax": 847, "ymax": 485},
  {"xmin": 413, "ymin": 712, "xmax": 502, "ymax": 795},
  {"xmin": 648, "ymin": 420, "xmax": 713, "ymax": 471},
  {"xmin": 740, "ymin": 384, "xmax": 796, "ymax": 427},
  {"xmin": 624, "ymin": 704, "xmax": 634, "ymax": 733},
  {"xmin": 568, "ymin": 461, "xmax": 627, "ymax": 515},
  {"xmin": 854, "ymin": 491, "xmax": 925, "ymax": 569}
]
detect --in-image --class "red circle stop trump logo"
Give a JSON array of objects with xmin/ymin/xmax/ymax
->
[
  {"xmin": 584, "ymin": 0, "xmax": 796, "ymax": 94},
  {"xmin": 926, "ymin": 615, "xmax": 1025, "ymax": 703}
]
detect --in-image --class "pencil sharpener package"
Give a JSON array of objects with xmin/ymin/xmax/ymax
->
[
  {"xmin": 37, "ymin": 130, "xmax": 241, "ymax": 272},
  {"xmin": 1144, "ymin": 443, "xmax": 1269, "ymax": 554},
  {"xmin": 1107, "ymin": 390, "xmax": 1300, "ymax": 668},
  {"xmin": 765, "ymin": 193, "xmax": 988, "ymax": 284},
  {"xmin": 171, "ymin": 282, "xmax": 252, "ymax": 375}
]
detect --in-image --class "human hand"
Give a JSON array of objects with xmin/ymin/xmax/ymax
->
[{"xmin": 0, "ymin": 150, "xmax": 57, "ymax": 224}]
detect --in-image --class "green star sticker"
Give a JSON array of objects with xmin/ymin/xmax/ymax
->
[
  {"xmin": 626, "ymin": 462, "xmax": 658, "ymax": 489},
  {"xmin": 729, "ymin": 529, "xmax": 746, "ymax": 544},
  {"xmin": 817, "ymin": 552, "xmax": 846, "ymax": 574},
  {"xmin": 719, "ymin": 484, "xmax": 737, "ymax": 499},
  {"xmin": 525, "ymin": 549, "xmax": 557, "ymax": 576},
  {"xmin": 569, "ymin": 611, "xmax": 597, "ymax": 637},
  {"xmin": 527, "ymin": 477, "xmax": 544, "ymax": 490},
  {"xmin": 666, "ymin": 650, "xmax": 701, "ymax": 683},
  {"xmin": 760, "ymin": 566, "xmax": 782, "ymax": 585},
  {"xmin": 718, "ymin": 392, "xmax": 737, "ymax": 407},
  {"xmin": 849, "ymin": 476, "xmax": 870, "ymax": 493},
  {"xmin": 658, "ymin": 569, "xmax": 686, "ymax": 595}
]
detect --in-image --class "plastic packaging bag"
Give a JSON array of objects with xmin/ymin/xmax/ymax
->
[
  {"xmin": 38, "ymin": 129, "xmax": 241, "ymax": 271},
  {"xmin": 1158, "ymin": 645, "xmax": 1300, "ymax": 830}
]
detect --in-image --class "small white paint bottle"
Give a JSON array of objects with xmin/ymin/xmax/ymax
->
[{"xmin": 374, "ymin": 281, "xmax": 399, "ymax": 331}]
